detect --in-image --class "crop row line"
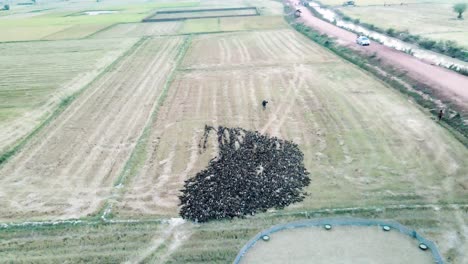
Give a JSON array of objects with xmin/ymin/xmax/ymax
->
[
  {"xmin": 0, "ymin": 38, "xmax": 146, "ymax": 167},
  {"xmin": 99, "ymin": 35, "xmax": 193, "ymax": 222}
]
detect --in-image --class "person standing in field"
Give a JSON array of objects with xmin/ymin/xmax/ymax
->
[
  {"xmin": 438, "ymin": 109, "xmax": 444, "ymax": 121},
  {"xmin": 262, "ymin": 100, "xmax": 268, "ymax": 110}
]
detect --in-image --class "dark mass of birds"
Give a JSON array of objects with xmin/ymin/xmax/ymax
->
[{"xmin": 179, "ymin": 125, "xmax": 311, "ymax": 223}]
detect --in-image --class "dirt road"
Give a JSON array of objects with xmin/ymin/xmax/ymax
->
[{"xmin": 291, "ymin": 2, "xmax": 468, "ymax": 111}]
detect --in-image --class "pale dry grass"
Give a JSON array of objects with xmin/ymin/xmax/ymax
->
[
  {"xmin": 0, "ymin": 37, "xmax": 184, "ymax": 221},
  {"xmin": 116, "ymin": 29, "xmax": 468, "ymax": 219},
  {"xmin": 0, "ymin": 38, "xmax": 136, "ymax": 154}
]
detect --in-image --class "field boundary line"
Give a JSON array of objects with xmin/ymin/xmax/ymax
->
[
  {"xmin": 99, "ymin": 35, "xmax": 193, "ymax": 221},
  {"xmin": 0, "ymin": 38, "xmax": 147, "ymax": 167},
  {"xmin": 85, "ymin": 23, "xmax": 121, "ymax": 39},
  {"xmin": 0, "ymin": 203, "xmax": 466, "ymax": 230},
  {"xmin": 40, "ymin": 25, "xmax": 75, "ymax": 40},
  {"xmin": 142, "ymin": 6, "xmax": 259, "ymax": 22},
  {"xmin": 264, "ymin": 203, "xmax": 468, "ymax": 218}
]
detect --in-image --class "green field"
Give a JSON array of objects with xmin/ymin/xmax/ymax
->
[
  {"xmin": 0, "ymin": 0, "xmax": 467, "ymax": 263},
  {"xmin": 320, "ymin": 0, "xmax": 468, "ymax": 48},
  {"xmin": 0, "ymin": 0, "xmax": 200, "ymax": 41}
]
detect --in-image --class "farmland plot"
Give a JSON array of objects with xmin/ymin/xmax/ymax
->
[
  {"xmin": 148, "ymin": 8, "xmax": 258, "ymax": 20},
  {"xmin": 0, "ymin": 36, "xmax": 185, "ymax": 221},
  {"xmin": 179, "ymin": 16, "xmax": 287, "ymax": 33},
  {"xmin": 0, "ymin": 38, "xmax": 136, "ymax": 155},
  {"xmin": 43, "ymin": 24, "xmax": 113, "ymax": 40},
  {"xmin": 92, "ymin": 22, "xmax": 182, "ymax": 38},
  {"xmin": 116, "ymin": 29, "xmax": 468, "ymax": 218},
  {"xmin": 181, "ymin": 29, "xmax": 338, "ymax": 69}
]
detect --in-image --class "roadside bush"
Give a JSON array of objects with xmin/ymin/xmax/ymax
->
[
  {"xmin": 418, "ymin": 39, "xmax": 436, "ymax": 49},
  {"xmin": 386, "ymin": 28, "xmax": 396, "ymax": 37},
  {"xmin": 453, "ymin": 3, "xmax": 467, "ymax": 19}
]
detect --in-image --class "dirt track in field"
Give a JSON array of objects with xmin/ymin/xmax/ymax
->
[
  {"xmin": 117, "ymin": 30, "xmax": 468, "ymax": 217},
  {"xmin": 291, "ymin": 1, "xmax": 468, "ymax": 111},
  {"xmin": 0, "ymin": 37, "xmax": 184, "ymax": 221}
]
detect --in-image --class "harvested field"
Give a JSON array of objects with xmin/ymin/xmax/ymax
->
[
  {"xmin": 0, "ymin": 0, "xmax": 198, "ymax": 42},
  {"xmin": 42, "ymin": 24, "xmax": 112, "ymax": 40},
  {"xmin": 179, "ymin": 16, "xmax": 287, "ymax": 34},
  {"xmin": 192, "ymin": 0, "xmax": 283, "ymax": 15},
  {"xmin": 0, "ymin": 36, "xmax": 185, "ymax": 221},
  {"xmin": 143, "ymin": 7, "xmax": 258, "ymax": 22},
  {"xmin": 219, "ymin": 15, "xmax": 287, "ymax": 31},
  {"xmin": 0, "ymin": 38, "xmax": 136, "ymax": 155},
  {"xmin": 116, "ymin": 29, "xmax": 468, "ymax": 219},
  {"xmin": 0, "ymin": 26, "xmax": 70, "ymax": 42},
  {"xmin": 1, "ymin": 0, "xmax": 468, "ymax": 262},
  {"xmin": 179, "ymin": 18, "xmax": 222, "ymax": 33},
  {"xmin": 240, "ymin": 226, "xmax": 434, "ymax": 264},
  {"xmin": 181, "ymin": 29, "xmax": 337, "ymax": 69},
  {"xmin": 91, "ymin": 22, "xmax": 182, "ymax": 38}
]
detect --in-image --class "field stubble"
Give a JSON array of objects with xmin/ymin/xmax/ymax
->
[
  {"xmin": 0, "ymin": 38, "xmax": 137, "ymax": 156},
  {"xmin": 0, "ymin": 36, "xmax": 185, "ymax": 221},
  {"xmin": 0, "ymin": 4, "xmax": 467, "ymax": 261},
  {"xmin": 116, "ymin": 29, "xmax": 468, "ymax": 219}
]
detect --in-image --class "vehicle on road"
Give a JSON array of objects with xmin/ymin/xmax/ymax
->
[{"xmin": 356, "ymin": 36, "xmax": 370, "ymax": 46}]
